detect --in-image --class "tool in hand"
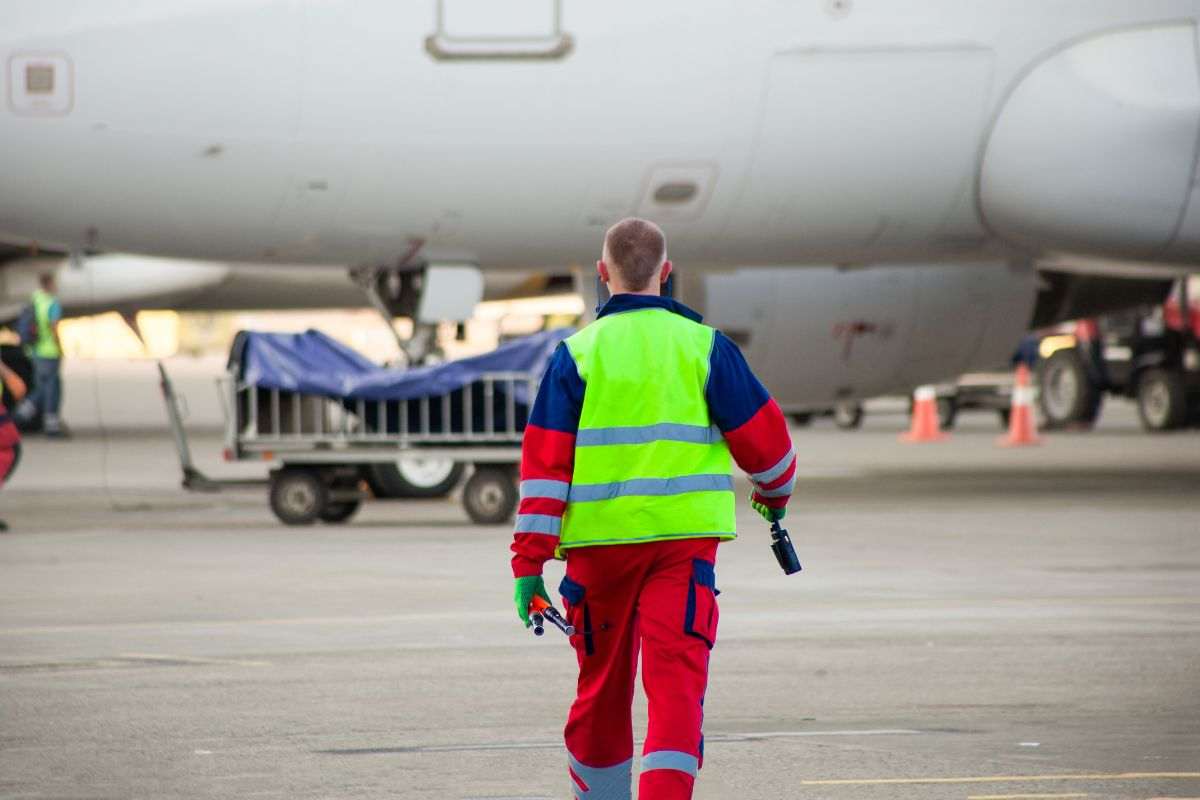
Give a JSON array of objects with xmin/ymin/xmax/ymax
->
[
  {"xmin": 529, "ymin": 594, "xmax": 575, "ymax": 637},
  {"xmin": 770, "ymin": 519, "xmax": 803, "ymax": 575}
]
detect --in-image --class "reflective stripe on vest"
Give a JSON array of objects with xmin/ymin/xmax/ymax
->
[{"xmin": 559, "ymin": 308, "xmax": 735, "ymax": 549}]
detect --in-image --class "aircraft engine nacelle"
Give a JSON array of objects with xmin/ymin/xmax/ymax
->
[
  {"xmin": 0, "ymin": 255, "xmax": 235, "ymax": 322},
  {"xmin": 980, "ymin": 24, "xmax": 1200, "ymax": 264},
  {"xmin": 693, "ymin": 262, "xmax": 1039, "ymax": 409}
]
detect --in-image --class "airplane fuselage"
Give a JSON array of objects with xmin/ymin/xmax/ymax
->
[{"xmin": 2, "ymin": 1, "xmax": 1199, "ymax": 270}]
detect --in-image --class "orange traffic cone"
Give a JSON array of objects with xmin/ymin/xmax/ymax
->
[
  {"xmin": 998, "ymin": 363, "xmax": 1041, "ymax": 447},
  {"xmin": 901, "ymin": 385, "xmax": 947, "ymax": 443}
]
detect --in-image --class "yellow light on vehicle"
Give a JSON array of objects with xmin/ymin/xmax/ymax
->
[{"xmin": 1039, "ymin": 334, "xmax": 1077, "ymax": 359}]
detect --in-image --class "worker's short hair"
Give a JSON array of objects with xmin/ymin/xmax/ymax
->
[
  {"xmin": 38, "ymin": 273, "xmax": 55, "ymax": 290},
  {"xmin": 603, "ymin": 218, "xmax": 666, "ymax": 292}
]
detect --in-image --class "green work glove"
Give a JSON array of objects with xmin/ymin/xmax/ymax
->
[
  {"xmin": 513, "ymin": 575, "xmax": 552, "ymax": 628},
  {"xmin": 750, "ymin": 491, "xmax": 786, "ymax": 523}
]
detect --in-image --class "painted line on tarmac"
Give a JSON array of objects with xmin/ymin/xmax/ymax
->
[
  {"xmin": 968, "ymin": 794, "xmax": 1089, "ymax": 799},
  {"xmin": 318, "ymin": 728, "xmax": 920, "ymax": 755},
  {"xmin": 710, "ymin": 729, "xmax": 920, "ymax": 741},
  {"xmin": 5, "ymin": 595, "xmax": 1198, "ymax": 638},
  {"xmin": 0, "ymin": 652, "xmax": 269, "ymax": 671},
  {"xmin": 0, "ymin": 610, "xmax": 513, "ymax": 636},
  {"xmin": 799, "ymin": 772, "xmax": 1200, "ymax": 786},
  {"xmin": 119, "ymin": 652, "xmax": 270, "ymax": 667}
]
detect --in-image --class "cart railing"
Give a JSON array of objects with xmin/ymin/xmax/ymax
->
[{"xmin": 221, "ymin": 370, "xmax": 538, "ymax": 458}]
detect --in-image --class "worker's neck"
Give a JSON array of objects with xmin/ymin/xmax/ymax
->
[{"xmin": 610, "ymin": 287, "xmax": 661, "ymax": 298}]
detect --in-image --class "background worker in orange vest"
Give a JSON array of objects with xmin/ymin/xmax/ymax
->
[{"xmin": 510, "ymin": 218, "xmax": 796, "ymax": 800}]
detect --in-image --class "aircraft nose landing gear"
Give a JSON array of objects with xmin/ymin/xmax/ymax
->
[{"xmin": 350, "ymin": 261, "xmax": 483, "ymax": 367}]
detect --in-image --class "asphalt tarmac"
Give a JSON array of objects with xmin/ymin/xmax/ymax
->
[{"xmin": 1, "ymin": 401, "xmax": 1198, "ymax": 799}]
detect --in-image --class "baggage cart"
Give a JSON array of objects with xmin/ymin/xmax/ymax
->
[{"xmin": 160, "ymin": 361, "xmax": 533, "ymax": 526}]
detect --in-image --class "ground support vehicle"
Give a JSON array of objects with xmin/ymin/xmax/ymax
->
[
  {"xmin": 1037, "ymin": 279, "xmax": 1200, "ymax": 432},
  {"xmin": 927, "ymin": 372, "xmax": 1016, "ymax": 431},
  {"xmin": 793, "ymin": 372, "xmax": 1015, "ymax": 432}
]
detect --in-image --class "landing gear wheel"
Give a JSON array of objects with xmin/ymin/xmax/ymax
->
[
  {"xmin": 1137, "ymin": 368, "xmax": 1187, "ymax": 431},
  {"xmin": 269, "ymin": 469, "xmax": 328, "ymax": 526},
  {"xmin": 365, "ymin": 459, "xmax": 465, "ymax": 499},
  {"xmin": 833, "ymin": 402, "xmax": 864, "ymax": 430},
  {"xmin": 1037, "ymin": 349, "xmax": 1101, "ymax": 429},
  {"xmin": 319, "ymin": 501, "xmax": 361, "ymax": 524},
  {"xmin": 462, "ymin": 466, "xmax": 518, "ymax": 525}
]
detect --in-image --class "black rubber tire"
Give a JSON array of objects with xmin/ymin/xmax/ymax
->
[
  {"xmin": 997, "ymin": 408, "xmax": 1011, "ymax": 430},
  {"xmin": 365, "ymin": 460, "xmax": 466, "ymax": 499},
  {"xmin": 1037, "ymin": 349, "xmax": 1101, "ymax": 429},
  {"xmin": 319, "ymin": 501, "xmax": 361, "ymax": 524},
  {"xmin": 937, "ymin": 397, "xmax": 958, "ymax": 431},
  {"xmin": 269, "ymin": 469, "xmax": 328, "ymax": 526},
  {"xmin": 833, "ymin": 402, "xmax": 864, "ymax": 430},
  {"xmin": 1136, "ymin": 368, "xmax": 1188, "ymax": 431},
  {"xmin": 462, "ymin": 466, "xmax": 518, "ymax": 525},
  {"xmin": 789, "ymin": 413, "xmax": 814, "ymax": 427}
]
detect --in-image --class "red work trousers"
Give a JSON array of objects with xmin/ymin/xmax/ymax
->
[{"xmin": 559, "ymin": 537, "xmax": 720, "ymax": 800}]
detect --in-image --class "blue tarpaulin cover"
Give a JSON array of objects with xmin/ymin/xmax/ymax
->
[{"xmin": 234, "ymin": 327, "xmax": 571, "ymax": 405}]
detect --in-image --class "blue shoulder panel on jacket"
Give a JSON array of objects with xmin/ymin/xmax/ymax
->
[
  {"xmin": 529, "ymin": 342, "xmax": 585, "ymax": 433},
  {"xmin": 705, "ymin": 331, "xmax": 770, "ymax": 432}
]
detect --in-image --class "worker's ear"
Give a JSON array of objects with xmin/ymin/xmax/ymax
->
[
  {"xmin": 597, "ymin": 260, "xmax": 610, "ymax": 284},
  {"xmin": 659, "ymin": 260, "xmax": 673, "ymax": 284}
]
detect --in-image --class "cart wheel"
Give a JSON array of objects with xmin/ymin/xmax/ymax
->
[
  {"xmin": 833, "ymin": 402, "xmax": 863, "ymax": 430},
  {"xmin": 789, "ymin": 413, "xmax": 813, "ymax": 427},
  {"xmin": 463, "ymin": 466, "xmax": 518, "ymax": 525},
  {"xmin": 1037, "ymin": 349, "xmax": 1101, "ymax": 429},
  {"xmin": 269, "ymin": 469, "xmax": 328, "ymax": 526},
  {"xmin": 365, "ymin": 459, "xmax": 466, "ymax": 499},
  {"xmin": 1137, "ymin": 368, "xmax": 1188, "ymax": 431},
  {"xmin": 319, "ymin": 501, "xmax": 361, "ymax": 524}
]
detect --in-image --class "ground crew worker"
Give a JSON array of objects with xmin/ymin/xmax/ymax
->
[
  {"xmin": 510, "ymin": 218, "xmax": 795, "ymax": 800},
  {"xmin": 16, "ymin": 273, "xmax": 67, "ymax": 437}
]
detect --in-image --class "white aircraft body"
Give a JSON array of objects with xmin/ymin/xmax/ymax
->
[{"xmin": 1, "ymin": 1, "xmax": 1198, "ymax": 405}]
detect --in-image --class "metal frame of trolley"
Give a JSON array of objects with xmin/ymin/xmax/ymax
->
[{"xmin": 160, "ymin": 363, "xmax": 534, "ymax": 526}]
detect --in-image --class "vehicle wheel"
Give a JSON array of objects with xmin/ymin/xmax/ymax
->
[
  {"xmin": 790, "ymin": 413, "xmax": 813, "ymax": 427},
  {"xmin": 365, "ymin": 459, "xmax": 466, "ymax": 499},
  {"xmin": 462, "ymin": 466, "xmax": 518, "ymax": 525},
  {"xmin": 269, "ymin": 469, "xmax": 328, "ymax": 526},
  {"xmin": 1136, "ymin": 368, "xmax": 1188, "ymax": 431},
  {"xmin": 937, "ymin": 397, "xmax": 958, "ymax": 431},
  {"xmin": 1037, "ymin": 349, "xmax": 1101, "ymax": 429},
  {"xmin": 832, "ymin": 402, "xmax": 864, "ymax": 430},
  {"xmin": 997, "ymin": 408, "xmax": 1011, "ymax": 429},
  {"xmin": 319, "ymin": 501, "xmax": 361, "ymax": 524}
]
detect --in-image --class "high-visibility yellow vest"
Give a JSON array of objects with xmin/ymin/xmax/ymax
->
[
  {"xmin": 558, "ymin": 307, "xmax": 736, "ymax": 550},
  {"xmin": 32, "ymin": 289, "xmax": 61, "ymax": 359}
]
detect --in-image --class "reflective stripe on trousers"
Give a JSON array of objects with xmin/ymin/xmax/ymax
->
[
  {"xmin": 642, "ymin": 749, "xmax": 699, "ymax": 777},
  {"xmin": 567, "ymin": 752, "xmax": 633, "ymax": 800}
]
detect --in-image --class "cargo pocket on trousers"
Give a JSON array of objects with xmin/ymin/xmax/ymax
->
[
  {"xmin": 559, "ymin": 575, "xmax": 594, "ymax": 656},
  {"xmin": 685, "ymin": 559, "xmax": 720, "ymax": 649}
]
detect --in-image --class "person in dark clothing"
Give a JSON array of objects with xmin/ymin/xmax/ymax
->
[{"xmin": 0, "ymin": 357, "xmax": 27, "ymax": 531}]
